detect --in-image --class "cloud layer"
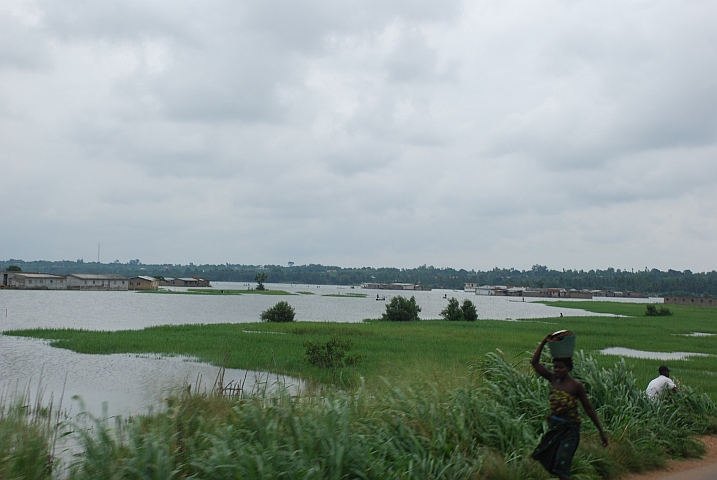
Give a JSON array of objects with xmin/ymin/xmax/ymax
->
[{"xmin": 1, "ymin": 0, "xmax": 716, "ymax": 271}]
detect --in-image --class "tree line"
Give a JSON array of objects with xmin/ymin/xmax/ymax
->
[{"xmin": 2, "ymin": 259, "xmax": 716, "ymax": 296}]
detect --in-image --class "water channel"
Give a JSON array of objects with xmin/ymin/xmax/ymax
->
[{"xmin": 0, "ymin": 283, "xmax": 660, "ymax": 417}]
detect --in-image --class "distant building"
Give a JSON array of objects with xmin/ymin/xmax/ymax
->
[
  {"xmin": 568, "ymin": 289, "xmax": 593, "ymax": 299},
  {"xmin": 664, "ymin": 296, "xmax": 716, "ymax": 307},
  {"xmin": 1, "ymin": 272, "xmax": 67, "ymax": 290},
  {"xmin": 361, "ymin": 283, "xmax": 431, "ymax": 291},
  {"xmin": 160, "ymin": 277, "xmax": 211, "ymax": 287},
  {"xmin": 129, "ymin": 276, "xmax": 159, "ymax": 290},
  {"xmin": 66, "ymin": 274, "xmax": 128, "ymax": 291}
]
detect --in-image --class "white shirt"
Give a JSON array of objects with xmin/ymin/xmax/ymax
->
[{"xmin": 646, "ymin": 375, "xmax": 676, "ymax": 400}]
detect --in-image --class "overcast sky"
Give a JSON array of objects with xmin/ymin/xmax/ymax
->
[{"xmin": 1, "ymin": 0, "xmax": 716, "ymax": 271}]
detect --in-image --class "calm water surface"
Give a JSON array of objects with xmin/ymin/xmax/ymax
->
[{"xmin": 0, "ymin": 283, "xmax": 659, "ymax": 417}]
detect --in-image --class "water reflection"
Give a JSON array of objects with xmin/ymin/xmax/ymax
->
[{"xmin": 599, "ymin": 347, "xmax": 712, "ymax": 361}]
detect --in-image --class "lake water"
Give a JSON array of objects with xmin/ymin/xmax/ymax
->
[
  {"xmin": 0, "ymin": 283, "xmax": 661, "ymax": 417},
  {"xmin": 599, "ymin": 347, "xmax": 712, "ymax": 361}
]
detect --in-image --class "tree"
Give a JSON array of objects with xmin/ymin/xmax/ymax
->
[
  {"xmin": 440, "ymin": 297, "xmax": 464, "ymax": 321},
  {"xmin": 381, "ymin": 296, "xmax": 421, "ymax": 322},
  {"xmin": 461, "ymin": 299, "xmax": 478, "ymax": 322},
  {"xmin": 260, "ymin": 301, "xmax": 295, "ymax": 322},
  {"xmin": 255, "ymin": 272, "xmax": 268, "ymax": 291},
  {"xmin": 6, "ymin": 265, "xmax": 21, "ymax": 272}
]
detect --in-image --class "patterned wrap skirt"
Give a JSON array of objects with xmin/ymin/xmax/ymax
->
[{"xmin": 531, "ymin": 416, "xmax": 581, "ymax": 479}]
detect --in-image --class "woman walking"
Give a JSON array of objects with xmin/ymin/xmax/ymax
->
[{"xmin": 530, "ymin": 333, "xmax": 608, "ymax": 480}]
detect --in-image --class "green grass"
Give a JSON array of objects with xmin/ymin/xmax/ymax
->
[
  {"xmin": 5, "ymin": 302, "xmax": 717, "ymax": 396},
  {"xmin": 136, "ymin": 288, "xmax": 294, "ymax": 295},
  {"xmin": 4, "ymin": 301, "xmax": 717, "ymax": 478},
  {"xmin": 296, "ymin": 291, "xmax": 315, "ymax": 295},
  {"xmin": 5, "ymin": 352, "xmax": 715, "ymax": 480},
  {"xmin": 321, "ymin": 293, "xmax": 367, "ymax": 298}
]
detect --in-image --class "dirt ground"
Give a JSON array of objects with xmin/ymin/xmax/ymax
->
[{"xmin": 621, "ymin": 436, "xmax": 717, "ymax": 479}]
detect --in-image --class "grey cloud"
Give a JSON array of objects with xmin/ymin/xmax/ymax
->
[
  {"xmin": 2, "ymin": 0, "xmax": 717, "ymax": 271},
  {"xmin": 0, "ymin": 13, "xmax": 48, "ymax": 70},
  {"xmin": 384, "ymin": 34, "xmax": 439, "ymax": 83}
]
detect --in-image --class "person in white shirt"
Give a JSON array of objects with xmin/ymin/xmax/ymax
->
[{"xmin": 646, "ymin": 366, "xmax": 676, "ymax": 400}]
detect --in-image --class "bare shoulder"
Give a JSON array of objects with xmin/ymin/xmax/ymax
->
[{"xmin": 569, "ymin": 377, "xmax": 586, "ymax": 396}]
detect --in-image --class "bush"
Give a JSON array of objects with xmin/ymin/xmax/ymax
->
[
  {"xmin": 381, "ymin": 296, "xmax": 421, "ymax": 322},
  {"xmin": 461, "ymin": 299, "xmax": 478, "ymax": 322},
  {"xmin": 304, "ymin": 336, "xmax": 364, "ymax": 369},
  {"xmin": 260, "ymin": 301, "xmax": 295, "ymax": 322},
  {"xmin": 645, "ymin": 305, "xmax": 673, "ymax": 316},
  {"xmin": 440, "ymin": 298, "xmax": 464, "ymax": 321},
  {"xmin": 440, "ymin": 298, "xmax": 478, "ymax": 321}
]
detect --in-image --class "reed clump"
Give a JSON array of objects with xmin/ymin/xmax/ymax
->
[
  {"xmin": 4, "ymin": 352, "xmax": 714, "ymax": 479},
  {"xmin": 0, "ymin": 386, "xmax": 65, "ymax": 480}
]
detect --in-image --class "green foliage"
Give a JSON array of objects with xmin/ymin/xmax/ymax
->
[
  {"xmin": 440, "ymin": 297, "xmax": 464, "ymax": 321},
  {"xmin": 7, "ymin": 301, "xmax": 717, "ymax": 394},
  {"xmin": 0, "ymin": 399, "xmax": 59, "ymax": 479},
  {"xmin": 462, "ymin": 299, "xmax": 478, "ymax": 321},
  {"xmin": 6, "ymin": 265, "xmax": 21, "ymax": 272},
  {"xmin": 254, "ymin": 272, "xmax": 268, "ymax": 290},
  {"xmin": 6, "ymin": 353, "xmax": 714, "ymax": 480},
  {"xmin": 440, "ymin": 298, "xmax": 478, "ymax": 321},
  {"xmin": 260, "ymin": 301, "xmax": 295, "ymax": 323},
  {"xmin": 381, "ymin": 295, "xmax": 421, "ymax": 322},
  {"xmin": 645, "ymin": 304, "xmax": 673, "ymax": 316},
  {"xmin": 304, "ymin": 336, "xmax": 364, "ymax": 369}
]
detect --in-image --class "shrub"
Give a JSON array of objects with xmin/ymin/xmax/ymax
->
[
  {"xmin": 440, "ymin": 298, "xmax": 478, "ymax": 321},
  {"xmin": 440, "ymin": 298, "xmax": 464, "ymax": 321},
  {"xmin": 645, "ymin": 305, "xmax": 673, "ymax": 316},
  {"xmin": 381, "ymin": 296, "xmax": 421, "ymax": 322},
  {"xmin": 304, "ymin": 336, "xmax": 364, "ymax": 369},
  {"xmin": 461, "ymin": 299, "xmax": 478, "ymax": 322},
  {"xmin": 260, "ymin": 301, "xmax": 295, "ymax": 322}
]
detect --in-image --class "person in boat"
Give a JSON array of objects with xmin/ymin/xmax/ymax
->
[{"xmin": 530, "ymin": 334, "xmax": 608, "ymax": 480}]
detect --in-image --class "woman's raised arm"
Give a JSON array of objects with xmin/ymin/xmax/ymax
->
[{"xmin": 531, "ymin": 335, "xmax": 553, "ymax": 380}]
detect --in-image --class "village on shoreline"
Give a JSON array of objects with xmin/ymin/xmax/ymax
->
[{"xmin": 0, "ymin": 271, "xmax": 211, "ymax": 291}]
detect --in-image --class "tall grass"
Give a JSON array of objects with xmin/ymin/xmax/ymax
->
[
  {"xmin": 0, "ymin": 384, "xmax": 65, "ymax": 479},
  {"xmin": 6, "ymin": 352, "xmax": 712, "ymax": 479}
]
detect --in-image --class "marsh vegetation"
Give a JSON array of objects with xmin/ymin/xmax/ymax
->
[
  {"xmin": 3, "ymin": 300, "xmax": 717, "ymax": 478},
  {"xmin": 2, "ymin": 352, "xmax": 715, "ymax": 479}
]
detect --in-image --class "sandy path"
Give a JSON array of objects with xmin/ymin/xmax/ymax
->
[{"xmin": 622, "ymin": 436, "xmax": 717, "ymax": 480}]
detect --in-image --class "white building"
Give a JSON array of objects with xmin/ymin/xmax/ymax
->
[
  {"xmin": 66, "ymin": 274, "xmax": 128, "ymax": 291},
  {"xmin": 1, "ymin": 272, "xmax": 67, "ymax": 289}
]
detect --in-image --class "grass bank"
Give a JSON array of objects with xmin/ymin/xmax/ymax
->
[
  {"xmin": 3, "ymin": 352, "xmax": 716, "ymax": 479},
  {"xmin": 5, "ymin": 302, "xmax": 717, "ymax": 395}
]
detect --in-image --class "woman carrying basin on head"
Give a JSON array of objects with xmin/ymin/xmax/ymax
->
[{"xmin": 530, "ymin": 331, "xmax": 608, "ymax": 480}]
